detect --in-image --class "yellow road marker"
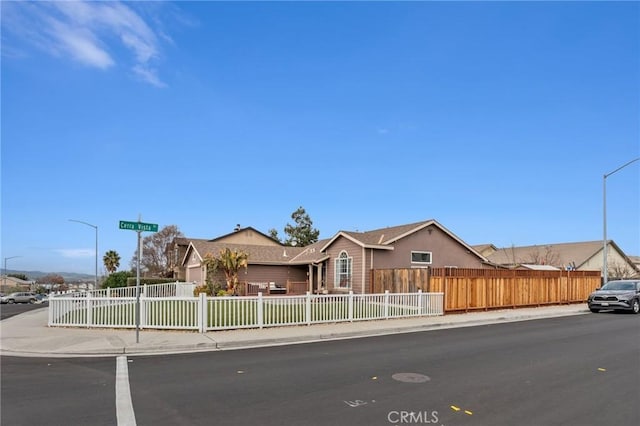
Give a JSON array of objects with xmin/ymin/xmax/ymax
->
[
  {"xmin": 237, "ymin": 370, "xmax": 244, "ymax": 374},
  {"xmin": 465, "ymin": 410, "xmax": 473, "ymax": 415},
  {"xmin": 451, "ymin": 405, "xmax": 461, "ymax": 411},
  {"xmin": 598, "ymin": 368, "xmax": 606, "ymax": 372},
  {"xmin": 372, "ymin": 376, "xmax": 378, "ymax": 380}
]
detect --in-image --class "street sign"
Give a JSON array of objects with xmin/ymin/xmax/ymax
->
[{"xmin": 119, "ymin": 220, "xmax": 158, "ymax": 232}]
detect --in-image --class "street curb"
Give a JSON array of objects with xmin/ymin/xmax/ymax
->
[
  {"xmin": 214, "ymin": 309, "xmax": 591, "ymax": 350},
  {"xmin": 0, "ymin": 309, "xmax": 590, "ymax": 358}
]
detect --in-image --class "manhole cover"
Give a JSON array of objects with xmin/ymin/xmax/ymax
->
[{"xmin": 392, "ymin": 373, "xmax": 431, "ymax": 383}]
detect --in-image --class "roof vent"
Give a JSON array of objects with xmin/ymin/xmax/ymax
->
[{"xmin": 234, "ymin": 224, "xmax": 241, "ymax": 232}]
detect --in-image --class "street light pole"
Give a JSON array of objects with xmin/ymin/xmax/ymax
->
[
  {"xmin": 603, "ymin": 157, "xmax": 640, "ymax": 284},
  {"xmin": 69, "ymin": 219, "xmax": 98, "ymax": 290},
  {"xmin": 3, "ymin": 256, "xmax": 22, "ymax": 289}
]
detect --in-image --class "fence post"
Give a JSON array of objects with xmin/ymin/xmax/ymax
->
[
  {"xmin": 384, "ymin": 290, "xmax": 389, "ymax": 319},
  {"xmin": 257, "ymin": 292, "xmax": 264, "ymax": 329},
  {"xmin": 348, "ymin": 291, "xmax": 354, "ymax": 322},
  {"xmin": 143, "ymin": 284, "xmax": 148, "ymax": 297},
  {"xmin": 198, "ymin": 293, "xmax": 207, "ymax": 333},
  {"xmin": 107, "ymin": 287, "xmax": 111, "ymax": 298},
  {"xmin": 417, "ymin": 289, "xmax": 423, "ymax": 315},
  {"xmin": 140, "ymin": 295, "xmax": 146, "ymax": 329},
  {"xmin": 86, "ymin": 293, "xmax": 93, "ymax": 328},
  {"xmin": 306, "ymin": 292, "xmax": 311, "ymax": 325},
  {"xmin": 48, "ymin": 298, "xmax": 53, "ymax": 326}
]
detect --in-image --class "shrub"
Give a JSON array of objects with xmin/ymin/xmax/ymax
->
[{"xmin": 103, "ymin": 271, "xmax": 134, "ymax": 288}]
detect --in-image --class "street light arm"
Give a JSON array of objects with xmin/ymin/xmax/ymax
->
[
  {"xmin": 68, "ymin": 219, "xmax": 97, "ymax": 229},
  {"xmin": 69, "ymin": 219, "xmax": 99, "ymax": 291},
  {"xmin": 603, "ymin": 157, "xmax": 640, "ymax": 284},
  {"xmin": 605, "ymin": 157, "xmax": 640, "ymax": 178}
]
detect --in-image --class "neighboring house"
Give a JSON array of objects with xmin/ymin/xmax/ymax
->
[
  {"xmin": 475, "ymin": 240, "xmax": 639, "ymax": 278},
  {"xmin": 629, "ymin": 256, "xmax": 640, "ymax": 277},
  {"xmin": 1, "ymin": 276, "xmax": 35, "ymax": 291},
  {"xmin": 168, "ymin": 226, "xmax": 281, "ymax": 281},
  {"xmin": 180, "ymin": 219, "xmax": 491, "ymax": 294}
]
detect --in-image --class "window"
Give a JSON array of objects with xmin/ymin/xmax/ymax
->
[
  {"xmin": 335, "ymin": 251, "xmax": 352, "ymax": 288},
  {"xmin": 411, "ymin": 251, "xmax": 432, "ymax": 265}
]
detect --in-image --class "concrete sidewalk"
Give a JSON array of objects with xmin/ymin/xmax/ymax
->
[{"xmin": 0, "ymin": 304, "xmax": 590, "ymax": 358}]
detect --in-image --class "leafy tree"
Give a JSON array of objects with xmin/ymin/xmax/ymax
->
[
  {"xmin": 102, "ymin": 271, "xmax": 134, "ymax": 289},
  {"xmin": 283, "ymin": 206, "xmax": 320, "ymax": 246},
  {"xmin": 130, "ymin": 225, "xmax": 184, "ymax": 277},
  {"xmin": 8, "ymin": 273, "xmax": 29, "ymax": 281},
  {"xmin": 103, "ymin": 250, "xmax": 121, "ymax": 275},
  {"xmin": 268, "ymin": 228, "xmax": 280, "ymax": 243},
  {"xmin": 202, "ymin": 248, "xmax": 249, "ymax": 295}
]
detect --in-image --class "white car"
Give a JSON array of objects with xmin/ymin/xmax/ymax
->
[{"xmin": 0, "ymin": 292, "xmax": 37, "ymax": 304}]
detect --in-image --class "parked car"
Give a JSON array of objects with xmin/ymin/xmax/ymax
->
[
  {"xmin": 35, "ymin": 294, "xmax": 49, "ymax": 304},
  {"xmin": 0, "ymin": 292, "xmax": 37, "ymax": 304},
  {"xmin": 587, "ymin": 280, "xmax": 640, "ymax": 314}
]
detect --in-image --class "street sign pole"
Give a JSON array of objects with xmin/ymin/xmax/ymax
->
[
  {"xmin": 136, "ymin": 228, "xmax": 141, "ymax": 344},
  {"xmin": 119, "ymin": 217, "xmax": 158, "ymax": 344}
]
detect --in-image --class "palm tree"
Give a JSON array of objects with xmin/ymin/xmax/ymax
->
[
  {"xmin": 103, "ymin": 250, "xmax": 121, "ymax": 275},
  {"xmin": 202, "ymin": 248, "xmax": 249, "ymax": 295}
]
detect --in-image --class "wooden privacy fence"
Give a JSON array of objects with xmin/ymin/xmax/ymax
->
[{"xmin": 371, "ymin": 268, "xmax": 601, "ymax": 312}]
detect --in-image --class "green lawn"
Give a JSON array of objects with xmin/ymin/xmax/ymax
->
[{"xmin": 52, "ymin": 298, "xmax": 429, "ymax": 329}]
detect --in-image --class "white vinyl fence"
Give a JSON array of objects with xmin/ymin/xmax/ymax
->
[
  {"xmin": 52, "ymin": 281, "xmax": 197, "ymax": 299},
  {"xmin": 49, "ymin": 290, "xmax": 444, "ymax": 332}
]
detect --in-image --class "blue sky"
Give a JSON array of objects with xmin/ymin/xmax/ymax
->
[{"xmin": 2, "ymin": 1, "xmax": 639, "ymax": 275}]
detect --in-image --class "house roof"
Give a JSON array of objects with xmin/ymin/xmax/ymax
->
[
  {"xmin": 485, "ymin": 240, "xmax": 637, "ymax": 271},
  {"xmin": 208, "ymin": 226, "xmax": 282, "ymax": 245},
  {"xmin": 519, "ymin": 264, "xmax": 561, "ymax": 271},
  {"xmin": 288, "ymin": 239, "xmax": 332, "ymax": 264},
  {"xmin": 320, "ymin": 219, "xmax": 489, "ymax": 263},
  {"xmin": 184, "ymin": 240, "xmax": 311, "ymax": 266},
  {"xmin": 470, "ymin": 244, "xmax": 498, "ymax": 255},
  {"xmin": 181, "ymin": 219, "xmax": 491, "ymax": 267}
]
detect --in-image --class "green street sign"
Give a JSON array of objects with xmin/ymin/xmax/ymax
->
[{"xmin": 119, "ymin": 220, "xmax": 158, "ymax": 232}]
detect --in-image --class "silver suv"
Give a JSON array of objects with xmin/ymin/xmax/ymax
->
[
  {"xmin": 587, "ymin": 280, "xmax": 640, "ymax": 314},
  {"xmin": 0, "ymin": 292, "xmax": 37, "ymax": 304}
]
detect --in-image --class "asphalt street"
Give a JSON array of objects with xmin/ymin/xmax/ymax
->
[
  {"xmin": 0, "ymin": 302, "xmax": 47, "ymax": 320},
  {"xmin": 2, "ymin": 313, "xmax": 639, "ymax": 426}
]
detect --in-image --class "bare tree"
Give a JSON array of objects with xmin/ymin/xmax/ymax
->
[
  {"xmin": 525, "ymin": 246, "xmax": 560, "ymax": 266},
  {"xmin": 608, "ymin": 262, "xmax": 637, "ymax": 280},
  {"xmin": 130, "ymin": 225, "xmax": 184, "ymax": 277}
]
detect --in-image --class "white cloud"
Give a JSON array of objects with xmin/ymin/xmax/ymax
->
[
  {"xmin": 3, "ymin": 1, "xmax": 171, "ymax": 87},
  {"xmin": 133, "ymin": 64, "xmax": 167, "ymax": 88},
  {"xmin": 56, "ymin": 249, "xmax": 95, "ymax": 258},
  {"xmin": 47, "ymin": 18, "xmax": 114, "ymax": 69}
]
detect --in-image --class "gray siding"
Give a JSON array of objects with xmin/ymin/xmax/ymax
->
[
  {"xmin": 204, "ymin": 264, "xmax": 307, "ymax": 289},
  {"xmin": 373, "ymin": 225, "xmax": 485, "ymax": 269},
  {"xmin": 240, "ymin": 264, "xmax": 308, "ymax": 287},
  {"xmin": 325, "ymin": 237, "xmax": 365, "ymax": 294}
]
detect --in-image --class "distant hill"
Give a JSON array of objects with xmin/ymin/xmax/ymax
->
[{"xmin": 4, "ymin": 269, "xmax": 95, "ymax": 282}]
